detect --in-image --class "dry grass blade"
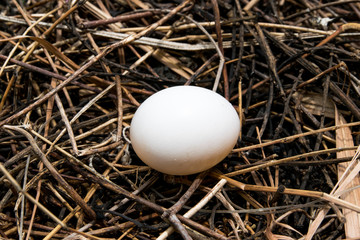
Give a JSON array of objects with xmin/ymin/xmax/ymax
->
[
  {"xmin": 212, "ymin": 171, "xmax": 360, "ymax": 213},
  {"xmin": 306, "ymin": 108, "xmax": 360, "ymax": 239},
  {"xmin": 335, "ymin": 110, "xmax": 360, "ymax": 238}
]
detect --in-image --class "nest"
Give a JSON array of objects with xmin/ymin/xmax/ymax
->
[{"xmin": 1, "ymin": 0, "xmax": 360, "ymax": 239}]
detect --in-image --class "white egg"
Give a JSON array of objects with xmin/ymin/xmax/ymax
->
[{"xmin": 130, "ymin": 86, "xmax": 240, "ymax": 175}]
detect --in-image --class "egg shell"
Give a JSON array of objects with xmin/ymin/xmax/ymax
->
[{"xmin": 130, "ymin": 86, "xmax": 240, "ymax": 175}]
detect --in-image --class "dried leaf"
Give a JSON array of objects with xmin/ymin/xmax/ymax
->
[
  {"xmin": 335, "ymin": 109, "xmax": 360, "ymax": 238},
  {"xmin": 292, "ymin": 91, "xmax": 335, "ymax": 118}
]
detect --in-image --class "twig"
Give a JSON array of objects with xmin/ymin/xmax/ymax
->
[
  {"xmin": 212, "ymin": 0, "xmax": 229, "ymax": 99},
  {"xmin": 3, "ymin": 125, "xmax": 97, "ymax": 220},
  {"xmin": 228, "ymin": 146, "xmax": 358, "ymax": 177},
  {"xmin": 157, "ymin": 178, "xmax": 227, "ymax": 239},
  {"xmin": 233, "ymin": 121, "xmax": 360, "ymax": 152},
  {"xmin": 211, "ymin": 172, "xmax": 360, "ymax": 213},
  {"xmin": 163, "ymin": 171, "xmax": 208, "ymax": 220},
  {"xmin": 0, "ymin": 0, "xmax": 192, "ymax": 127},
  {"xmin": 80, "ymin": 10, "xmax": 158, "ymax": 28},
  {"xmin": 0, "ymin": 162, "xmax": 66, "ymax": 228},
  {"xmin": 28, "ymin": 127, "xmax": 228, "ymax": 240}
]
